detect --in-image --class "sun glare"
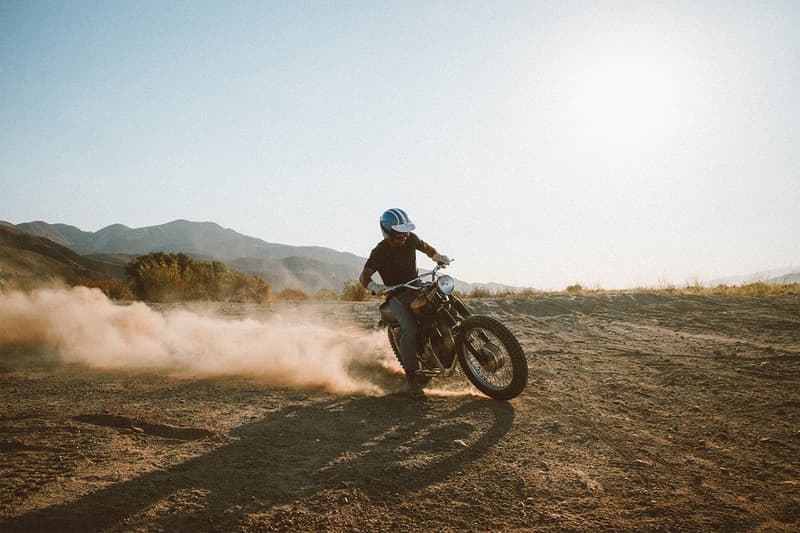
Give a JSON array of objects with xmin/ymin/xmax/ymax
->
[{"xmin": 565, "ymin": 46, "xmax": 689, "ymax": 157}]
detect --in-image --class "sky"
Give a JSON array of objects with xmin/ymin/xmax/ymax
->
[{"xmin": 2, "ymin": 1, "xmax": 798, "ymax": 290}]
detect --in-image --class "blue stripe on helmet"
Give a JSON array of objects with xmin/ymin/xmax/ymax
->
[
  {"xmin": 380, "ymin": 208, "xmax": 414, "ymax": 235},
  {"xmin": 390, "ymin": 208, "xmax": 407, "ymax": 225}
]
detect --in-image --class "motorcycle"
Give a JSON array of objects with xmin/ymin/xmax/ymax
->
[{"xmin": 378, "ymin": 262, "xmax": 528, "ymax": 401}]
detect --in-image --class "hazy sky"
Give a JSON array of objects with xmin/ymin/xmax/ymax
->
[{"xmin": 2, "ymin": 1, "xmax": 798, "ymax": 289}]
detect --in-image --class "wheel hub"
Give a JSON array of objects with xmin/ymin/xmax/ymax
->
[{"xmin": 477, "ymin": 342, "xmax": 504, "ymax": 372}]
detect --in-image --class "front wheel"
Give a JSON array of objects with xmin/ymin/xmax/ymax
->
[{"xmin": 457, "ymin": 316, "xmax": 528, "ymax": 400}]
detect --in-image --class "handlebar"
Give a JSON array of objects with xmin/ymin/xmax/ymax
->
[{"xmin": 383, "ymin": 261, "xmax": 452, "ymax": 295}]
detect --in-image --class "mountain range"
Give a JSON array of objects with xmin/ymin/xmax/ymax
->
[
  {"xmin": 0, "ymin": 219, "xmax": 496, "ymax": 294},
  {"xmin": 1, "ymin": 220, "xmax": 369, "ymax": 294},
  {"xmin": 4, "ymin": 219, "xmax": 796, "ymax": 294}
]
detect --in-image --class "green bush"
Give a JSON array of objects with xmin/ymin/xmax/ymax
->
[{"xmin": 125, "ymin": 252, "xmax": 271, "ymax": 302}]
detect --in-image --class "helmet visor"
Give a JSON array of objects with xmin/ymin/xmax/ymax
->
[{"xmin": 390, "ymin": 222, "xmax": 415, "ymax": 233}]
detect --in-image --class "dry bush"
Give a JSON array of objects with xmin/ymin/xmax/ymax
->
[
  {"xmin": 277, "ymin": 288, "xmax": 309, "ymax": 301},
  {"xmin": 631, "ymin": 282, "xmax": 799, "ymax": 297},
  {"xmin": 341, "ymin": 281, "xmax": 369, "ymax": 301},
  {"xmin": 125, "ymin": 253, "xmax": 271, "ymax": 302},
  {"xmin": 456, "ymin": 286, "xmax": 545, "ymax": 299},
  {"xmin": 0, "ymin": 274, "xmax": 56, "ymax": 293},
  {"xmin": 73, "ymin": 278, "xmax": 135, "ymax": 300},
  {"xmin": 457, "ymin": 281, "xmax": 798, "ymax": 300},
  {"xmin": 710, "ymin": 282, "xmax": 799, "ymax": 297},
  {"xmin": 464, "ymin": 287, "xmax": 494, "ymax": 299},
  {"xmin": 565, "ymin": 283, "xmax": 584, "ymax": 294},
  {"xmin": 314, "ymin": 288, "xmax": 338, "ymax": 301}
]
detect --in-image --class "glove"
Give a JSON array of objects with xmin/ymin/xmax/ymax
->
[
  {"xmin": 432, "ymin": 253, "xmax": 451, "ymax": 266},
  {"xmin": 367, "ymin": 281, "xmax": 386, "ymax": 295}
]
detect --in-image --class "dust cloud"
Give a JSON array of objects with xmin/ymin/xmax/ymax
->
[{"xmin": 0, "ymin": 287, "xmax": 400, "ymax": 394}]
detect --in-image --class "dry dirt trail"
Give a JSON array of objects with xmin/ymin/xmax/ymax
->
[{"xmin": 1, "ymin": 293, "xmax": 799, "ymax": 531}]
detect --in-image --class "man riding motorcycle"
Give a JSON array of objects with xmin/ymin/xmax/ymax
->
[{"xmin": 359, "ymin": 208, "xmax": 451, "ymax": 394}]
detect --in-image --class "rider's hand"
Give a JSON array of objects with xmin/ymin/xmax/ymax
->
[
  {"xmin": 367, "ymin": 281, "xmax": 386, "ymax": 295},
  {"xmin": 432, "ymin": 253, "xmax": 451, "ymax": 266}
]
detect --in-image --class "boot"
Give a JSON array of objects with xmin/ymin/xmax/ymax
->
[{"xmin": 404, "ymin": 371, "xmax": 426, "ymax": 400}]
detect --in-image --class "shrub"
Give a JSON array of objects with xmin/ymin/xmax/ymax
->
[
  {"xmin": 224, "ymin": 270, "xmax": 271, "ymax": 303},
  {"xmin": 74, "ymin": 277, "xmax": 135, "ymax": 300},
  {"xmin": 566, "ymin": 283, "xmax": 583, "ymax": 294},
  {"xmin": 467, "ymin": 287, "xmax": 494, "ymax": 298},
  {"xmin": 314, "ymin": 288, "xmax": 338, "ymax": 301},
  {"xmin": 277, "ymin": 288, "xmax": 309, "ymax": 301},
  {"xmin": 515, "ymin": 288, "xmax": 545, "ymax": 298},
  {"xmin": 125, "ymin": 253, "xmax": 271, "ymax": 302},
  {"xmin": 341, "ymin": 280, "xmax": 368, "ymax": 301}
]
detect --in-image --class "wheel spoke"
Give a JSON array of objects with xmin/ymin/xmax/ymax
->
[
  {"xmin": 463, "ymin": 327, "xmax": 513, "ymax": 389},
  {"xmin": 457, "ymin": 315, "xmax": 528, "ymax": 400}
]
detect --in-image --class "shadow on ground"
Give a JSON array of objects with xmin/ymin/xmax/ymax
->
[{"xmin": 4, "ymin": 395, "xmax": 514, "ymax": 531}]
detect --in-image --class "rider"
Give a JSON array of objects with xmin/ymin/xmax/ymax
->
[{"xmin": 359, "ymin": 208, "xmax": 451, "ymax": 389}]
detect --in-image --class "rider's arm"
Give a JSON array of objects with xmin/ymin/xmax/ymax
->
[
  {"xmin": 420, "ymin": 242, "xmax": 438, "ymax": 258},
  {"xmin": 359, "ymin": 266, "xmax": 376, "ymax": 288}
]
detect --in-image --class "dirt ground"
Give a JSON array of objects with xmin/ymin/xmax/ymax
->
[{"xmin": 2, "ymin": 293, "xmax": 799, "ymax": 531}]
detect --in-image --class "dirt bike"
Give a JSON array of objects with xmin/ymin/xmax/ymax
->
[{"xmin": 378, "ymin": 262, "xmax": 528, "ymax": 401}]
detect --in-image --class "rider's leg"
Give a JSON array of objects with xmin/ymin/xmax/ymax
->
[{"xmin": 388, "ymin": 291, "xmax": 418, "ymax": 379}]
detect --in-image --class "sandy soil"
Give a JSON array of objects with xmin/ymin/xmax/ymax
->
[{"xmin": 2, "ymin": 293, "xmax": 799, "ymax": 531}]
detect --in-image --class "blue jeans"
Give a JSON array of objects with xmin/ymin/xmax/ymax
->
[{"xmin": 388, "ymin": 290, "xmax": 418, "ymax": 378}]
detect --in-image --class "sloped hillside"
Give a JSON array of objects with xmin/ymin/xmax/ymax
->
[
  {"xmin": 0, "ymin": 226, "xmax": 125, "ymax": 287},
  {"xmin": 3, "ymin": 219, "xmax": 518, "ymax": 294},
  {"xmin": 7, "ymin": 219, "xmax": 366, "ymax": 269},
  {"xmin": 5, "ymin": 220, "xmax": 368, "ymax": 292}
]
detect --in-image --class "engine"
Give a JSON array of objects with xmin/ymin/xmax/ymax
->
[{"xmin": 423, "ymin": 322, "xmax": 456, "ymax": 369}]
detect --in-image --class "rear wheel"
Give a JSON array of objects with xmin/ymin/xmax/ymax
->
[
  {"xmin": 457, "ymin": 316, "xmax": 528, "ymax": 400},
  {"xmin": 387, "ymin": 326, "xmax": 402, "ymax": 366}
]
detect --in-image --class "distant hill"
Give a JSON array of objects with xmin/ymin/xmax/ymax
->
[
  {"xmin": 764, "ymin": 272, "xmax": 800, "ymax": 284},
  {"xmin": 230, "ymin": 256, "xmax": 359, "ymax": 295},
  {"xmin": 8, "ymin": 219, "xmax": 366, "ymax": 267},
  {"xmin": 2, "ymin": 220, "xmax": 97, "ymax": 251},
  {"xmin": 709, "ymin": 266, "xmax": 800, "ymax": 287},
  {"xmin": 1, "ymin": 219, "xmax": 525, "ymax": 294},
  {"xmin": 0, "ymin": 226, "xmax": 126, "ymax": 287},
  {"xmin": 3, "ymin": 220, "xmax": 366, "ymax": 292}
]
